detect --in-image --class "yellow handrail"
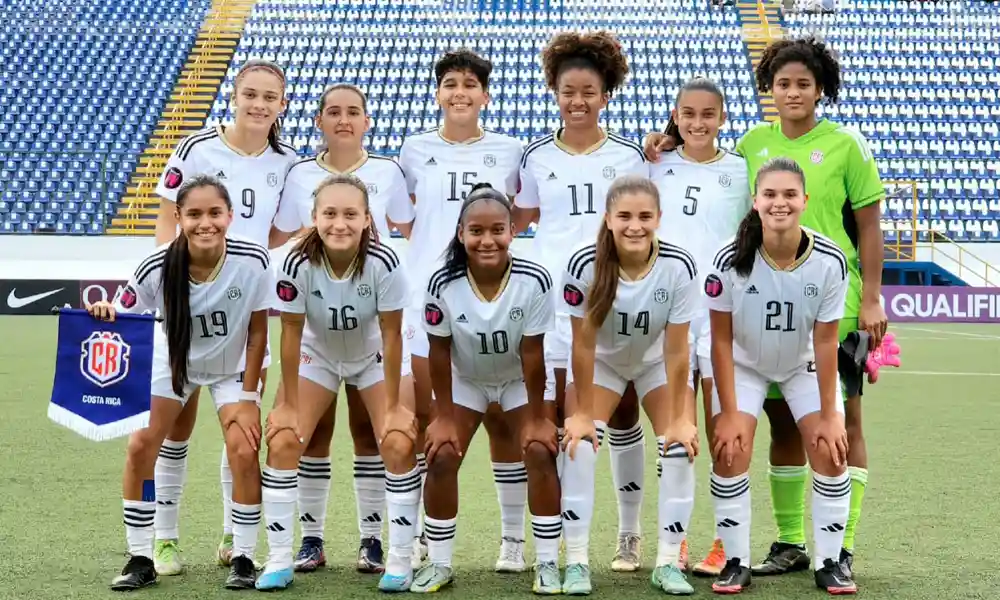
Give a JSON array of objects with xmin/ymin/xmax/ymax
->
[{"xmin": 926, "ymin": 234, "xmax": 1000, "ymax": 288}]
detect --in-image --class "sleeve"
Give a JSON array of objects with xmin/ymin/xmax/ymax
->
[
  {"xmin": 816, "ymin": 262, "xmax": 849, "ymax": 323},
  {"xmin": 523, "ymin": 280, "xmax": 555, "ymax": 337},
  {"xmin": 376, "ymin": 261, "xmax": 410, "ymax": 312},
  {"xmin": 422, "ymin": 286, "xmax": 452, "ymax": 337},
  {"xmin": 384, "ymin": 163, "xmax": 416, "ymax": 224},
  {"xmin": 667, "ymin": 264, "xmax": 700, "ymax": 324},
  {"xmin": 734, "ymin": 131, "xmax": 748, "ymax": 158},
  {"xmin": 398, "ymin": 138, "xmax": 419, "ymax": 195},
  {"xmin": 502, "ymin": 144, "xmax": 522, "ymax": 197},
  {"xmin": 251, "ymin": 262, "xmax": 276, "ymax": 313},
  {"xmin": 274, "ymin": 253, "xmax": 308, "ymax": 314},
  {"xmin": 560, "ymin": 263, "xmax": 589, "ymax": 318},
  {"xmin": 703, "ymin": 262, "xmax": 734, "ymax": 313},
  {"xmin": 114, "ymin": 256, "xmax": 160, "ymax": 315},
  {"xmin": 843, "ymin": 128, "xmax": 886, "ymax": 211},
  {"xmin": 514, "ymin": 155, "xmax": 540, "ymax": 209},
  {"xmin": 272, "ymin": 169, "xmax": 306, "ymax": 233},
  {"xmin": 154, "ymin": 139, "xmax": 198, "ymax": 203}
]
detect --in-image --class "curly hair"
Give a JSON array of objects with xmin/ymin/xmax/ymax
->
[
  {"xmin": 755, "ymin": 35, "xmax": 841, "ymax": 105},
  {"xmin": 541, "ymin": 30, "xmax": 629, "ymax": 95}
]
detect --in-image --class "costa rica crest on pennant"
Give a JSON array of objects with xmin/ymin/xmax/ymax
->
[{"xmin": 80, "ymin": 331, "xmax": 132, "ymax": 388}]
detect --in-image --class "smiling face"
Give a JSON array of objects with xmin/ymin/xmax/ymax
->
[
  {"xmin": 556, "ymin": 67, "xmax": 608, "ymax": 131},
  {"xmin": 674, "ymin": 88, "xmax": 725, "ymax": 154},
  {"xmin": 232, "ymin": 68, "xmax": 287, "ymax": 136},
  {"xmin": 436, "ymin": 69, "xmax": 489, "ymax": 127},
  {"xmin": 606, "ymin": 190, "xmax": 660, "ymax": 255},
  {"xmin": 316, "ymin": 87, "xmax": 370, "ymax": 152},
  {"xmin": 754, "ymin": 169, "xmax": 807, "ymax": 233},
  {"xmin": 772, "ymin": 61, "xmax": 822, "ymax": 123},
  {"xmin": 459, "ymin": 199, "xmax": 513, "ymax": 271},
  {"xmin": 312, "ymin": 183, "xmax": 372, "ymax": 254},
  {"xmin": 177, "ymin": 186, "xmax": 232, "ymax": 254}
]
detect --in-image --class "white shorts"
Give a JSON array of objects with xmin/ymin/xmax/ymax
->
[
  {"xmin": 710, "ymin": 362, "xmax": 845, "ymax": 422},
  {"xmin": 542, "ymin": 313, "xmax": 572, "ymax": 399},
  {"xmin": 453, "ymin": 374, "xmax": 529, "ymax": 413},
  {"xmin": 687, "ymin": 312, "xmax": 712, "ymax": 388},
  {"xmin": 568, "ymin": 358, "xmax": 667, "ymax": 401},
  {"xmin": 298, "ymin": 342, "xmax": 386, "ymax": 393},
  {"xmin": 150, "ymin": 346, "xmax": 250, "ymax": 410}
]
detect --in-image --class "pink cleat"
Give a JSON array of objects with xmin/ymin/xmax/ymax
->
[{"xmin": 865, "ymin": 332, "xmax": 901, "ymax": 383}]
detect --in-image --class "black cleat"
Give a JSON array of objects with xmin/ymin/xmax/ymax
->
[
  {"xmin": 356, "ymin": 536, "xmax": 385, "ymax": 573},
  {"xmin": 225, "ymin": 556, "xmax": 257, "ymax": 589},
  {"xmin": 815, "ymin": 558, "xmax": 857, "ymax": 595},
  {"xmin": 712, "ymin": 557, "xmax": 751, "ymax": 594},
  {"xmin": 838, "ymin": 548, "xmax": 854, "ymax": 580},
  {"xmin": 110, "ymin": 555, "xmax": 158, "ymax": 591},
  {"xmin": 751, "ymin": 541, "xmax": 811, "ymax": 575}
]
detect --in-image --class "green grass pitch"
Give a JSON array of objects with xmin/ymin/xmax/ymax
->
[{"xmin": 2, "ymin": 318, "xmax": 999, "ymax": 599}]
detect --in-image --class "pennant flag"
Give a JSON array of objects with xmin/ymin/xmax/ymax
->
[{"xmin": 48, "ymin": 308, "xmax": 156, "ymax": 441}]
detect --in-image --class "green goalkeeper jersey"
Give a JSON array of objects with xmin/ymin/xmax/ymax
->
[{"xmin": 736, "ymin": 119, "xmax": 885, "ymax": 317}]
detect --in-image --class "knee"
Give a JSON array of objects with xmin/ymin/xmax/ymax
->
[
  {"xmin": 267, "ymin": 429, "xmax": 303, "ymax": 464},
  {"xmin": 808, "ymin": 443, "xmax": 845, "ymax": 477},
  {"xmin": 427, "ymin": 443, "xmax": 461, "ymax": 476},
  {"xmin": 523, "ymin": 440, "xmax": 555, "ymax": 472},
  {"xmin": 224, "ymin": 430, "xmax": 260, "ymax": 471},
  {"xmin": 126, "ymin": 430, "xmax": 160, "ymax": 465},
  {"xmin": 380, "ymin": 430, "xmax": 415, "ymax": 467}
]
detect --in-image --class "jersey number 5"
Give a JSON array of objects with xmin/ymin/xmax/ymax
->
[
  {"xmin": 683, "ymin": 186, "xmax": 700, "ymax": 216},
  {"xmin": 765, "ymin": 301, "xmax": 796, "ymax": 332}
]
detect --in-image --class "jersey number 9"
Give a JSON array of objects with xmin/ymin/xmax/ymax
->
[{"xmin": 241, "ymin": 189, "xmax": 255, "ymax": 219}]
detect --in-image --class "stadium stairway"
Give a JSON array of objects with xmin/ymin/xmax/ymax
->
[
  {"xmin": 110, "ymin": 0, "xmax": 258, "ymax": 236},
  {"xmin": 737, "ymin": 0, "xmax": 785, "ymax": 122}
]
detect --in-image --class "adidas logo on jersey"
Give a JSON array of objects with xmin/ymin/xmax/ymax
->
[
  {"xmin": 216, "ymin": 170, "xmax": 227, "ymax": 180},
  {"xmin": 746, "ymin": 285, "xmax": 759, "ymax": 294},
  {"xmin": 312, "ymin": 290, "xmax": 323, "ymax": 299},
  {"xmin": 425, "ymin": 157, "xmax": 437, "ymax": 166},
  {"xmin": 665, "ymin": 169, "xmax": 675, "ymax": 176},
  {"xmin": 757, "ymin": 148, "xmax": 769, "ymax": 158},
  {"xmin": 456, "ymin": 313, "xmax": 468, "ymax": 323},
  {"xmin": 547, "ymin": 172, "xmax": 557, "ymax": 180}
]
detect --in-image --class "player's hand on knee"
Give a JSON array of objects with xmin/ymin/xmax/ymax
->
[
  {"xmin": 225, "ymin": 407, "xmax": 261, "ymax": 453},
  {"xmin": 425, "ymin": 414, "xmax": 461, "ymax": 463},
  {"xmin": 265, "ymin": 404, "xmax": 302, "ymax": 445},
  {"xmin": 521, "ymin": 416, "xmax": 558, "ymax": 457},
  {"xmin": 562, "ymin": 413, "xmax": 598, "ymax": 459},
  {"xmin": 811, "ymin": 413, "xmax": 848, "ymax": 467},
  {"xmin": 87, "ymin": 300, "xmax": 116, "ymax": 322},
  {"xmin": 711, "ymin": 411, "xmax": 745, "ymax": 468},
  {"xmin": 663, "ymin": 419, "xmax": 699, "ymax": 462},
  {"xmin": 380, "ymin": 404, "xmax": 417, "ymax": 445}
]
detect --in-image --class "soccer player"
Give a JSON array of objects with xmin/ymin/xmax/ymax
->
[
  {"xmin": 513, "ymin": 30, "xmax": 651, "ymax": 573},
  {"xmin": 643, "ymin": 37, "xmax": 886, "ymax": 577},
  {"xmin": 704, "ymin": 158, "xmax": 856, "ymax": 595},
  {"xmin": 271, "ymin": 83, "xmax": 416, "ymax": 574},
  {"xmin": 560, "ymin": 176, "xmax": 700, "ymax": 596},
  {"xmin": 258, "ymin": 173, "xmax": 419, "ymax": 592},
  {"xmin": 650, "ymin": 77, "xmax": 751, "ymax": 576},
  {"xmin": 398, "ymin": 49, "xmax": 524, "ymax": 570},
  {"xmin": 149, "ymin": 58, "xmax": 297, "ymax": 574},
  {"xmin": 412, "ymin": 184, "xmax": 560, "ymax": 594},
  {"xmin": 89, "ymin": 175, "xmax": 273, "ymax": 591}
]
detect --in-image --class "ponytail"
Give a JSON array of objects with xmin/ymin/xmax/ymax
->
[
  {"xmin": 268, "ymin": 117, "xmax": 285, "ymax": 155},
  {"xmin": 296, "ymin": 173, "xmax": 378, "ymax": 279},
  {"xmin": 664, "ymin": 115, "xmax": 683, "ymax": 147},
  {"xmin": 162, "ymin": 235, "xmax": 192, "ymax": 397},
  {"xmin": 730, "ymin": 210, "xmax": 763, "ymax": 278},
  {"xmin": 585, "ymin": 224, "xmax": 620, "ymax": 327}
]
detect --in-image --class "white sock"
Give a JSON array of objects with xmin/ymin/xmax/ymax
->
[
  {"xmin": 555, "ymin": 427, "xmax": 566, "ymax": 479},
  {"xmin": 231, "ymin": 502, "xmax": 261, "ymax": 560},
  {"xmin": 811, "ymin": 471, "xmax": 851, "ymax": 570},
  {"xmin": 656, "ymin": 438, "xmax": 695, "ymax": 566},
  {"xmin": 710, "ymin": 472, "xmax": 751, "ymax": 567},
  {"xmin": 492, "ymin": 462, "xmax": 527, "ymax": 541},
  {"xmin": 124, "ymin": 499, "xmax": 155, "ymax": 559},
  {"xmin": 414, "ymin": 452, "xmax": 427, "ymax": 539},
  {"xmin": 153, "ymin": 439, "xmax": 187, "ymax": 541},
  {"xmin": 297, "ymin": 456, "xmax": 331, "ymax": 541},
  {"xmin": 220, "ymin": 444, "xmax": 233, "ymax": 536},
  {"xmin": 261, "ymin": 466, "xmax": 297, "ymax": 571},
  {"xmin": 561, "ymin": 424, "xmax": 601, "ymax": 566},
  {"xmin": 608, "ymin": 421, "xmax": 645, "ymax": 537},
  {"xmin": 424, "ymin": 516, "xmax": 457, "ymax": 568},
  {"xmin": 531, "ymin": 514, "xmax": 562, "ymax": 565},
  {"xmin": 385, "ymin": 466, "xmax": 422, "ymax": 576},
  {"xmin": 354, "ymin": 455, "xmax": 386, "ymax": 539}
]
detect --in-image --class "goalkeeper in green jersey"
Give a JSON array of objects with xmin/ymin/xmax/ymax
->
[{"xmin": 644, "ymin": 36, "xmax": 888, "ymax": 584}]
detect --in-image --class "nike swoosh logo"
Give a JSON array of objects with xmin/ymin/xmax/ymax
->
[{"xmin": 7, "ymin": 288, "xmax": 64, "ymax": 309}]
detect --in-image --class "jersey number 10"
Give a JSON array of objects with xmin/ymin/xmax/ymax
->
[{"xmin": 477, "ymin": 330, "xmax": 510, "ymax": 355}]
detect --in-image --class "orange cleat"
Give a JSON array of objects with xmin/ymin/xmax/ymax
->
[{"xmin": 693, "ymin": 538, "xmax": 726, "ymax": 577}]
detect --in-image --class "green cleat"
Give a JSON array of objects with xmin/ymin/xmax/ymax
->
[
  {"xmin": 409, "ymin": 563, "xmax": 454, "ymax": 593},
  {"xmin": 532, "ymin": 561, "xmax": 562, "ymax": 595},
  {"xmin": 651, "ymin": 564, "xmax": 694, "ymax": 595},
  {"xmin": 562, "ymin": 563, "xmax": 592, "ymax": 596},
  {"xmin": 153, "ymin": 539, "xmax": 183, "ymax": 576}
]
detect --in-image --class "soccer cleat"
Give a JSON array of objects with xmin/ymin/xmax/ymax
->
[
  {"xmin": 677, "ymin": 539, "xmax": 689, "ymax": 572},
  {"xmin": 693, "ymin": 539, "xmax": 727, "ymax": 577},
  {"xmin": 110, "ymin": 555, "xmax": 157, "ymax": 591},
  {"xmin": 217, "ymin": 533, "xmax": 234, "ymax": 567},
  {"xmin": 532, "ymin": 561, "xmax": 562, "ymax": 595},
  {"xmin": 378, "ymin": 570, "xmax": 414, "ymax": 593},
  {"xmin": 153, "ymin": 539, "xmax": 183, "ymax": 576},
  {"xmin": 712, "ymin": 558, "xmax": 751, "ymax": 594},
  {"xmin": 651, "ymin": 564, "xmax": 694, "ymax": 595},
  {"xmin": 839, "ymin": 548, "xmax": 854, "ymax": 580},
  {"xmin": 865, "ymin": 332, "xmax": 901, "ymax": 383},
  {"xmin": 815, "ymin": 558, "xmax": 857, "ymax": 595},
  {"xmin": 409, "ymin": 563, "xmax": 454, "ymax": 593},
  {"xmin": 224, "ymin": 556, "xmax": 257, "ymax": 590},
  {"xmin": 411, "ymin": 533, "xmax": 428, "ymax": 569},
  {"xmin": 357, "ymin": 536, "xmax": 386, "ymax": 573},
  {"xmin": 562, "ymin": 563, "xmax": 592, "ymax": 596},
  {"xmin": 611, "ymin": 533, "xmax": 642, "ymax": 572},
  {"xmin": 293, "ymin": 536, "xmax": 327, "ymax": 572},
  {"xmin": 495, "ymin": 536, "xmax": 527, "ymax": 573},
  {"xmin": 750, "ymin": 542, "xmax": 810, "ymax": 575},
  {"xmin": 255, "ymin": 567, "xmax": 294, "ymax": 591}
]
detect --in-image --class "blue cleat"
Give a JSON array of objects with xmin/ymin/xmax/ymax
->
[
  {"xmin": 255, "ymin": 567, "xmax": 294, "ymax": 591},
  {"xmin": 377, "ymin": 570, "xmax": 414, "ymax": 593}
]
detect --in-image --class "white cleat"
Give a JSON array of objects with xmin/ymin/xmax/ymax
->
[{"xmin": 495, "ymin": 536, "xmax": 527, "ymax": 573}]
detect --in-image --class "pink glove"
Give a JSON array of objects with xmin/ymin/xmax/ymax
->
[{"xmin": 865, "ymin": 332, "xmax": 901, "ymax": 383}]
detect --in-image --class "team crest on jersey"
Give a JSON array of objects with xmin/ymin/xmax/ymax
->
[
  {"xmin": 357, "ymin": 284, "xmax": 372, "ymax": 298},
  {"xmin": 653, "ymin": 288, "xmax": 669, "ymax": 304},
  {"xmin": 119, "ymin": 285, "xmax": 138, "ymax": 309},
  {"xmin": 227, "ymin": 286, "xmax": 242, "ymax": 300},
  {"xmin": 704, "ymin": 274, "xmax": 724, "ymax": 298},
  {"xmin": 509, "ymin": 307, "xmax": 523, "ymax": 322},
  {"xmin": 366, "ymin": 183, "xmax": 378, "ymax": 195},
  {"xmin": 424, "ymin": 303, "xmax": 444, "ymax": 326},
  {"xmin": 804, "ymin": 283, "xmax": 819, "ymax": 298},
  {"xmin": 602, "ymin": 166, "xmax": 616, "ymax": 180},
  {"xmin": 80, "ymin": 331, "xmax": 132, "ymax": 389},
  {"xmin": 563, "ymin": 284, "xmax": 584, "ymax": 307},
  {"xmin": 719, "ymin": 174, "xmax": 732, "ymax": 188},
  {"xmin": 164, "ymin": 167, "xmax": 184, "ymax": 190},
  {"xmin": 267, "ymin": 172, "xmax": 279, "ymax": 187},
  {"xmin": 484, "ymin": 154, "xmax": 497, "ymax": 167},
  {"xmin": 811, "ymin": 150, "xmax": 824, "ymax": 165},
  {"xmin": 276, "ymin": 280, "xmax": 298, "ymax": 302}
]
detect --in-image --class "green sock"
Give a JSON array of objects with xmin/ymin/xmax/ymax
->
[
  {"xmin": 843, "ymin": 466, "xmax": 868, "ymax": 552},
  {"xmin": 768, "ymin": 465, "xmax": 808, "ymax": 546}
]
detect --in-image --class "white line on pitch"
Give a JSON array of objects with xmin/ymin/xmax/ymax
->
[
  {"xmin": 895, "ymin": 326, "xmax": 1000, "ymax": 340},
  {"xmin": 891, "ymin": 370, "xmax": 1000, "ymax": 377}
]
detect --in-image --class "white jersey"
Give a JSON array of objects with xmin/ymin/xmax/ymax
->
[
  {"xmin": 423, "ymin": 257, "xmax": 554, "ymax": 385},
  {"xmin": 399, "ymin": 128, "xmax": 522, "ymax": 304},
  {"xmin": 275, "ymin": 241, "xmax": 408, "ymax": 361},
  {"xmin": 652, "ymin": 149, "xmax": 750, "ymax": 278},
  {"xmin": 115, "ymin": 236, "xmax": 274, "ymax": 376},
  {"xmin": 704, "ymin": 229, "xmax": 849, "ymax": 379},
  {"xmin": 156, "ymin": 126, "xmax": 299, "ymax": 246},
  {"xmin": 274, "ymin": 151, "xmax": 415, "ymax": 240},
  {"xmin": 561, "ymin": 240, "xmax": 699, "ymax": 370},
  {"xmin": 517, "ymin": 130, "xmax": 650, "ymax": 287}
]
